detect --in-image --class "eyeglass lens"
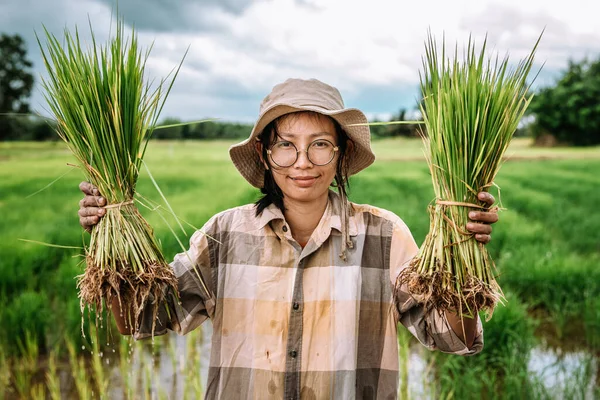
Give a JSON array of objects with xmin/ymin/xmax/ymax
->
[{"xmin": 270, "ymin": 139, "xmax": 337, "ymax": 167}]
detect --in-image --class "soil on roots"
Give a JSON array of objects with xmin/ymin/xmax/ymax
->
[
  {"xmin": 77, "ymin": 257, "xmax": 178, "ymax": 334},
  {"xmin": 395, "ymin": 258, "xmax": 502, "ymax": 320}
]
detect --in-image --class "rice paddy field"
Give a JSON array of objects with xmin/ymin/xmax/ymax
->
[{"xmin": 0, "ymin": 137, "xmax": 599, "ymax": 399}]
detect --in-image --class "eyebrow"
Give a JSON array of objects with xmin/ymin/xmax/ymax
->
[{"xmin": 277, "ymin": 132, "xmax": 335, "ymax": 140}]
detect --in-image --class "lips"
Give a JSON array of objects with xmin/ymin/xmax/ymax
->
[{"xmin": 289, "ymin": 175, "xmax": 319, "ymax": 187}]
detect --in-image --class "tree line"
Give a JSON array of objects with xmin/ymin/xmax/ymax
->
[{"xmin": 1, "ymin": 33, "xmax": 599, "ymax": 145}]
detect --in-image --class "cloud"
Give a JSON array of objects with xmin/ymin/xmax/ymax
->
[
  {"xmin": 0, "ymin": 0, "xmax": 116, "ymax": 114},
  {"xmin": 460, "ymin": 2, "xmax": 600, "ymax": 69},
  {"xmin": 92, "ymin": 0, "xmax": 253, "ymax": 32},
  {"xmin": 1, "ymin": 0, "xmax": 600, "ymax": 121}
]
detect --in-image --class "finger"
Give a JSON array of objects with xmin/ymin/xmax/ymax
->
[
  {"xmin": 80, "ymin": 215, "xmax": 99, "ymax": 229},
  {"xmin": 79, "ymin": 181, "xmax": 102, "ymax": 196},
  {"xmin": 466, "ymin": 222, "xmax": 492, "ymax": 235},
  {"xmin": 474, "ymin": 234, "xmax": 491, "ymax": 244},
  {"xmin": 79, "ymin": 195, "xmax": 106, "ymax": 208},
  {"xmin": 78, "ymin": 207, "xmax": 105, "ymax": 218},
  {"xmin": 477, "ymin": 192, "xmax": 495, "ymax": 207},
  {"xmin": 468, "ymin": 211, "xmax": 499, "ymax": 224},
  {"xmin": 79, "ymin": 181, "xmax": 95, "ymax": 195}
]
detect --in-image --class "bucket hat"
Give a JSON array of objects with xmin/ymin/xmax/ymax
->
[{"xmin": 229, "ymin": 78, "xmax": 375, "ymax": 188}]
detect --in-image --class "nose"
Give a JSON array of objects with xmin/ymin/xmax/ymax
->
[{"xmin": 293, "ymin": 149, "xmax": 313, "ymax": 169}]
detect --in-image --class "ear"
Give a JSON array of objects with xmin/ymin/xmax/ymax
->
[{"xmin": 255, "ymin": 141, "xmax": 270, "ymax": 170}]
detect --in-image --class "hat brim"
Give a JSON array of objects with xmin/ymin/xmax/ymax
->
[{"xmin": 229, "ymin": 103, "xmax": 375, "ymax": 188}]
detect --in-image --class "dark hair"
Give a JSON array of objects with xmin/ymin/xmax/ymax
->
[{"xmin": 255, "ymin": 111, "xmax": 353, "ymax": 216}]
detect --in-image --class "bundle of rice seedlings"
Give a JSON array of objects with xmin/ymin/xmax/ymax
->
[
  {"xmin": 396, "ymin": 32, "xmax": 541, "ymax": 319},
  {"xmin": 37, "ymin": 20, "xmax": 187, "ymax": 332}
]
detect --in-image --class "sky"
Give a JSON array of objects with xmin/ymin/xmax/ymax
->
[{"xmin": 1, "ymin": 0, "xmax": 599, "ymax": 123}]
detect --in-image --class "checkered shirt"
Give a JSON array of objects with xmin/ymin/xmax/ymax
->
[{"xmin": 137, "ymin": 190, "xmax": 483, "ymax": 399}]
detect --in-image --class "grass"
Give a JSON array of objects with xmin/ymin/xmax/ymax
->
[
  {"xmin": 0, "ymin": 137, "xmax": 599, "ymax": 397},
  {"xmin": 399, "ymin": 32, "xmax": 539, "ymax": 318},
  {"xmin": 423, "ymin": 293, "xmax": 545, "ymax": 399},
  {"xmin": 38, "ymin": 18, "xmax": 185, "ymax": 334}
]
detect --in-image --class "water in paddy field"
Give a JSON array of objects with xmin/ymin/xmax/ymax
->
[
  {"xmin": 405, "ymin": 344, "xmax": 597, "ymax": 399},
  {"xmin": 106, "ymin": 324, "xmax": 213, "ymax": 399},
  {"xmin": 103, "ymin": 325, "xmax": 598, "ymax": 399},
  {"xmin": 4, "ymin": 322, "xmax": 597, "ymax": 399},
  {"xmin": 528, "ymin": 346, "xmax": 598, "ymax": 397}
]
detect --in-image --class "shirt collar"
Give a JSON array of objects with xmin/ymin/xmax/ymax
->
[
  {"xmin": 257, "ymin": 202, "xmax": 285, "ymax": 230},
  {"xmin": 256, "ymin": 190, "xmax": 358, "ymax": 237}
]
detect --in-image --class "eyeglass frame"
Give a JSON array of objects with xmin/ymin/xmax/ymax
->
[{"xmin": 266, "ymin": 138, "xmax": 339, "ymax": 167}]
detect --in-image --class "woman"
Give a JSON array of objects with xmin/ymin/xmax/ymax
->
[{"xmin": 78, "ymin": 78, "xmax": 498, "ymax": 399}]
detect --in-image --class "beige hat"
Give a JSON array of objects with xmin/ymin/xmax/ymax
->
[{"xmin": 229, "ymin": 78, "xmax": 376, "ymax": 188}]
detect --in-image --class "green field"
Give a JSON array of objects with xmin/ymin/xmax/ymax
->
[{"xmin": 0, "ymin": 138, "xmax": 599, "ymax": 398}]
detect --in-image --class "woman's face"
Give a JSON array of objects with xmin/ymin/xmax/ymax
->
[{"xmin": 266, "ymin": 113, "xmax": 339, "ymax": 206}]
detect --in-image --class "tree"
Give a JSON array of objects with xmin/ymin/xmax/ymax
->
[
  {"xmin": 0, "ymin": 33, "xmax": 35, "ymax": 140},
  {"xmin": 373, "ymin": 108, "xmax": 423, "ymax": 138},
  {"xmin": 152, "ymin": 117, "xmax": 183, "ymax": 139},
  {"xmin": 388, "ymin": 109, "xmax": 417, "ymax": 137},
  {"xmin": 528, "ymin": 57, "xmax": 600, "ymax": 146}
]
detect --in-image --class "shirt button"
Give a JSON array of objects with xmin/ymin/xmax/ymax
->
[
  {"xmin": 289, "ymin": 350, "xmax": 297, "ymax": 358},
  {"xmin": 293, "ymin": 302, "xmax": 300, "ymax": 310},
  {"xmin": 282, "ymin": 225, "xmax": 288, "ymax": 232}
]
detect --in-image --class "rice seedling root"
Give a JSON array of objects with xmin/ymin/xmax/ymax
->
[
  {"xmin": 396, "ymin": 200, "xmax": 503, "ymax": 320},
  {"xmin": 396, "ymin": 264, "xmax": 501, "ymax": 320},
  {"xmin": 77, "ymin": 204, "xmax": 178, "ymax": 333}
]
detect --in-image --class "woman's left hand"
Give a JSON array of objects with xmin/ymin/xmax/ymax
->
[{"xmin": 466, "ymin": 192, "xmax": 499, "ymax": 244}]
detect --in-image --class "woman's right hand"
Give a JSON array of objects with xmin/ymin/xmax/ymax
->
[{"xmin": 79, "ymin": 181, "xmax": 107, "ymax": 232}]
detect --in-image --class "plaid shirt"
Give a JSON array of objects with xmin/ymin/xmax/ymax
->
[{"xmin": 138, "ymin": 190, "xmax": 483, "ymax": 399}]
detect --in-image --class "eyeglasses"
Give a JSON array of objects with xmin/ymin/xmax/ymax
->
[{"xmin": 267, "ymin": 139, "xmax": 339, "ymax": 168}]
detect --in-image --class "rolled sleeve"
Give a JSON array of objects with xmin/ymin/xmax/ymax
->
[
  {"xmin": 396, "ymin": 289, "xmax": 483, "ymax": 355},
  {"xmin": 389, "ymin": 218, "xmax": 484, "ymax": 356},
  {"xmin": 426, "ymin": 310, "xmax": 483, "ymax": 355},
  {"xmin": 135, "ymin": 226, "xmax": 217, "ymax": 340}
]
